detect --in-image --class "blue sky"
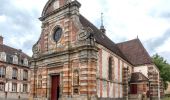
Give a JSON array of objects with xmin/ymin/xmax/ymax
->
[{"xmin": 0, "ymin": 0, "xmax": 170, "ymax": 63}]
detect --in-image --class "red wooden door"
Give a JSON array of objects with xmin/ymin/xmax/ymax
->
[
  {"xmin": 130, "ymin": 84, "xmax": 137, "ymax": 94},
  {"xmin": 51, "ymin": 75, "xmax": 60, "ymax": 100}
]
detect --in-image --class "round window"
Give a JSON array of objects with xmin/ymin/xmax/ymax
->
[{"xmin": 53, "ymin": 27, "xmax": 62, "ymax": 43}]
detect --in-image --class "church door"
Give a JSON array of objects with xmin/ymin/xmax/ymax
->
[
  {"xmin": 51, "ymin": 75, "xmax": 60, "ymax": 100},
  {"xmin": 130, "ymin": 84, "xmax": 137, "ymax": 94}
]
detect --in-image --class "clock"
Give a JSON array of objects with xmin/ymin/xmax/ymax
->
[{"xmin": 53, "ymin": 27, "xmax": 62, "ymax": 43}]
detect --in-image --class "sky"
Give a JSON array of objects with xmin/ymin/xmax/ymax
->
[{"xmin": 0, "ymin": 0, "xmax": 170, "ymax": 63}]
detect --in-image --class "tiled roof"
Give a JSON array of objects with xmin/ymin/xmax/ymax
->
[
  {"xmin": 0, "ymin": 44, "xmax": 30, "ymax": 59},
  {"xmin": 130, "ymin": 72, "xmax": 149, "ymax": 83},
  {"xmin": 79, "ymin": 15, "xmax": 129, "ymax": 63},
  {"xmin": 117, "ymin": 39, "xmax": 153, "ymax": 66}
]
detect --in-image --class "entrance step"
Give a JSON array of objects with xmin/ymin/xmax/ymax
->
[{"xmin": 129, "ymin": 94, "xmax": 143, "ymax": 100}]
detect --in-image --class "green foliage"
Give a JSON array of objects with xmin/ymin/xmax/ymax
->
[{"xmin": 152, "ymin": 54, "xmax": 170, "ymax": 90}]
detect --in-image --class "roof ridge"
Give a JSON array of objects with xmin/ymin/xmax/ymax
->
[
  {"xmin": 79, "ymin": 14, "xmax": 131, "ymax": 64},
  {"xmin": 117, "ymin": 38, "xmax": 138, "ymax": 45},
  {"xmin": 0, "ymin": 44, "xmax": 30, "ymax": 58}
]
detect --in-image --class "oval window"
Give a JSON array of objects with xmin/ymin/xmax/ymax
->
[{"xmin": 53, "ymin": 27, "xmax": 62, "ymax": 43}]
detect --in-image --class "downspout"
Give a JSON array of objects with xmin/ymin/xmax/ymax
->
[{"xmin": 158, "ymin": 73, "xmax": 160, "ymax": 100}]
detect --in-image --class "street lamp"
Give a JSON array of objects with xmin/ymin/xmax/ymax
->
[{"xmin": 5, "ymin": 78, "xmax": 9, "ymax": 100}]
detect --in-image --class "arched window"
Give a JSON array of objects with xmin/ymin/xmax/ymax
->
[{"xmin": 108, "ymin": 57, "xmax": 112, "ymax": 80}]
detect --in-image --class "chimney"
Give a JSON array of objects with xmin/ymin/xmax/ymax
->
[{"xmin": 0, "ymin": 36, "xmax": 3, "ymax": 45}]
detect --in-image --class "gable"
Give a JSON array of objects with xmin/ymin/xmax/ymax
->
[
  {"xmin": 117, "ymin": 39, "xmax": 153, "ymax": 66},
  {"xmin": 130, "ymin": 72, "xmax": 149, "ymax": 83}
]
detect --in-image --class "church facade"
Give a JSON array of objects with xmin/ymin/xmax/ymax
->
[{"xmin": 30, "ymin": 0, "xmax": 162, "ymax": 100}]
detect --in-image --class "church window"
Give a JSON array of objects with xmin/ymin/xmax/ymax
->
[
  {"xmin": 53, "ymin": 27, "xmax": 62, "ymax": 43},
  {"xmin": 73, "ymin": 70, "xmax": 79, "ymax": 95},
  {"xmin": 0, "ymin": 66, "xmax": 5, "ymax": 78},
  {"xmin": 108, "ymin": 57, "xmax": 112, "ymax": 80},
  {"xmin": 38, "ymin": 75, "xmax": 42, "ymax": 88},
  {"xmin": 73, "ymin": 70, "xmax": 79, "ymax": 86}
]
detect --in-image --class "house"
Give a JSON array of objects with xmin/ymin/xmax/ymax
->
[
  {"xmin": 0, "ymin": 36, "xmax": 31, "ymax": 100},
  {"xmin": 30, "ymin": 0, "xmax": 162, "ymax": 100}
]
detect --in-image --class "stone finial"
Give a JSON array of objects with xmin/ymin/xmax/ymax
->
[{"xmin": 100, "ymin": 13, "xmax": 106, "ymax": 34}]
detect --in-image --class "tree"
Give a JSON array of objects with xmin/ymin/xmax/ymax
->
[{"xmin": 152, "ymin": 54, "xmax": 170, "ymax": 90}]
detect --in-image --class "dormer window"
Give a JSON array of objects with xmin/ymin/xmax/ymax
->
[
  {"xmin": 0, "ymin": 52, "xmax": 6, "ymax": 61},
  {"xmin": 13, "ymin": 55, "xmax": 18, "ymax": 64},
  {"xmin": 24, "ymin": 58, "xmax": 28, "ymax": 66},
  {"xmin": 6, "ymin": 54, "xmax": 13, "ymax": 63},
  {"xmin": 21, "ymin": 59, "xmax": 24, "ymax": 65}
]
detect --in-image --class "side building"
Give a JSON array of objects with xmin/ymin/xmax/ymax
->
[
  {"xmin": 117, "ymin": 38, "xmax": 163, "ymax": 99},
  {"xmin": 0, "ymin": 36, "xmax": 31, "ymax": 100}
]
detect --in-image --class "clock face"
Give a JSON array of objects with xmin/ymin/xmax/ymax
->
[{"xmin": 53, "ymin": 27, "xmax": 62, "ymax": 43}]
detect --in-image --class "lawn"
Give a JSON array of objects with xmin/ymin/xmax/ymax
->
[{"xmin": 163, "ymin": 97, "xmax": 170, "ymax": 100}]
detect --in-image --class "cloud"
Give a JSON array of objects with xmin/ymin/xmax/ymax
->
[
  {"xmin": 0, "ymin": 0, "xmax": 47, "ymax": 56},
  {"xmin": 144, "ymin": 29, "xmax": 170, "ymax": 53},
  {"xmin": 0, "ymin": 0, "xmax": 170, "ymax": 62}
]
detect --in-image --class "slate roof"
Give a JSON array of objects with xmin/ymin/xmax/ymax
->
[
  {"xmin": 79, "ymin": 15, "xmax": 129, "ymax": 63},
  {"xmin": 0, "ymin": 44, "xmax": 30, "ymax": 59},
  {"xmin": 117, "ymin": 39, "xmax": 153, "ymax": 66},
  {"xmin": 130, "ymin": 72, "xmax": 149, "ymax": 83}
]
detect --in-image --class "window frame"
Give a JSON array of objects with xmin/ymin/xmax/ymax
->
[
  {"xmin": 0, "ymin": 82, "xmax": 5, "ymax": 91},
  {"xmin": 12, "ymin": 83, "xmax": 17, "ymax": 92},
  {"xmin": 0, "ymin": 66, "xmax": 6, "ymax": 78},
  {"xmin": 23, "ymin": 70, "xmax": 28, "ymax": 81},
  {"xmin": 108, "ymin": 57, "xmax": 113, "ymax": 80},
  {"xmin": 12, "ymin": 68, "xmax": 18, "ymax": 80},
  {"xmin": 23, "ymin": 84, "xmax": 28, "ymax": 93}
]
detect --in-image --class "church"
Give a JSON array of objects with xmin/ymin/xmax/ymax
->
[{"xmin": 30, "ymin": 0, "xmax": 163, "ymax": 100}]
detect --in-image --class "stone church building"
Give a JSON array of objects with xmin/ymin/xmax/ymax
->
[{"xmin": 30, "ymin": 0, "xmax": 163, "ymax": 100}]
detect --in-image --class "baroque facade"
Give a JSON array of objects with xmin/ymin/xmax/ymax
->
[
  {"xmin": 30, "ymin": 0, "xmax": 162, "ymax": 100},
  {"xmin": 0, "ymin": 36, "xmax": 31, "ymax": 100}
]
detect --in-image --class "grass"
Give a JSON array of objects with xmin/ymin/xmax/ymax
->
[{"xmin": 163, "ymin": 97, "xmax": 170, "ymax": 100}]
